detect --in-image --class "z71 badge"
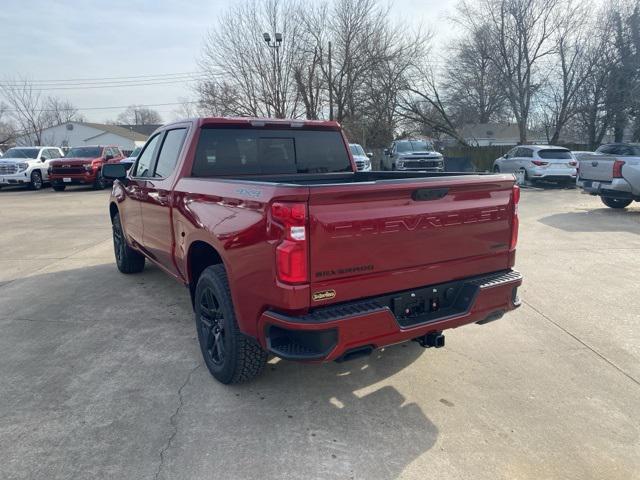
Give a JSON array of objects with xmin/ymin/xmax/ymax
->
[{"xmin": 312, "ymin": 290, "xmax": 336, "ymax": 301}]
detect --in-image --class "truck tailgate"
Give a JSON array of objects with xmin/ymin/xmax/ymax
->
[
  {"xmin": 578, "ymin": 155, "xmax": 614, "ymax": 181},
  {"xmin": 307, "ymin": 175, "xmax": 516, "ymax": 303}
]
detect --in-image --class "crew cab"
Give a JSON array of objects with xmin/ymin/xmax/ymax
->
[
  {"xmin": 0, "ymin": 146, "xmax": 64, "ymax": 190},
  {"xmin": 48, "ymin": 145, "xmax": 124, "ymax": 191},
  {"xmin": 382, "ymin": 139, "xmax": 444, "ymax": 171},
  {"xmin": 103, "ymin": 118, "xmax": 522, "ymax": 384},
  {"xmin": 577, "ymin": 143, "xmax": 640, "ymax": 208}
]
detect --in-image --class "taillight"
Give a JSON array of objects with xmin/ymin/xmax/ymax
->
[
  {"xmin": 271, "ymin": 202, "xmax": 308, "ymax": 284},
  {"xmin": 510, "ymin": 185, "xmax": 520, "ymax": 251},
  {"xmin": 613, "ymin": 160, "xmax": 625, "ymax": 178},
  {"xmin": 531, "ymin": 160, "xmax": 549, "ymax": 166}
]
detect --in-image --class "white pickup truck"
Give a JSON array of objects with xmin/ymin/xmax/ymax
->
[
  {"xmin": 0, "ymin": 146, "xmax": 65, "ymax": 190},
  {"xmin": 576, "ymin": 143, "xmax": 640, "ymax": 209}
]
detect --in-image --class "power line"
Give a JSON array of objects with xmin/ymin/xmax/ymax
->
[
  {"xmin": 2, "ymin": 71, "xmax": 206, "ymax": 84},
  {"xmin": 3, "ymin": 101, "xmax": 198, "ymax": 113},
  {"xmin": 0, "ymin": 78, "xmax": 207, "ymax": 91}
]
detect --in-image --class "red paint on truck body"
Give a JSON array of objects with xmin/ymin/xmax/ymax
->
[{"xmin": 110, "ymin": 117, "xmax": 522, "ymax": 361}]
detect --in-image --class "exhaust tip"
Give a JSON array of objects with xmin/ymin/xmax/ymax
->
[{"xmin": 335, "ymin": 345, "xmax": 374, "ymax": 363}]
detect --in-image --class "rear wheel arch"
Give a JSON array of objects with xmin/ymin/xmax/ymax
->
[{"xmin": 187, "ymin": 240, "xmax": 225, "ymax": 307}]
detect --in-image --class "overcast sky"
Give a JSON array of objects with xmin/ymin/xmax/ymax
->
[{"xmin": 0, "ymin": 0, "xmax": 458, "ymax": 122}]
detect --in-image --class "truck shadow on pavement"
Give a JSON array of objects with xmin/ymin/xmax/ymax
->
[
  {"xmin": 538, "ymin": 207, "xmax": 640, "ymax": 233},
  {"xmin": 0, "ymin": 262, "xmax": 439, "ymax": 480}
]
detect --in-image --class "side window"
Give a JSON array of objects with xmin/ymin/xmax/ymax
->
[
  {"xmin": 154, "ymin": 128, "xmax": 188, "ymax": 178},
  {"xmin": 619, "ymin": 146, "xmax": 633, "ymax": 156},
  {"xmin": 50, "ymin": 149, "xmax": 61, "ymax": 159},
  {"xmin": 510, "ymin": 148, "xmax": 521, "ymax": 157},
  {"xmin": 521, "ymin": 148, "xmax": 533, "ymax": 158},
  {"xmin": 598, "ymin": 145, "xmax": 615, "ymax": 154},
  {"xmin": 40, "ymin": 149, "xmax": 51, "ymax": 160},
  {"xmin": 133, "ymin": 135, "xmax": 162, "ymax": 178}
]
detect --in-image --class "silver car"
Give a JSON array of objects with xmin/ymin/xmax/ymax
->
[
  {"xmin": 493, "ymin": 145, "xmax": 577, "ymax": 184},
  {"xmin": 349, "ymin": 143, "xmax": 372, "ymax": 171}
]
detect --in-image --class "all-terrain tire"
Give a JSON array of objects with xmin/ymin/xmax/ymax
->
[
  {"xmin": 601, "ymin": 196, "xmax": 632, "ymax": 209},
  {"xmin": 195, "ymin": 264, "xmax": 268, "ymax": 384},
  {"xmin": 112, "ymin": 212, "xmax": 145, "ymax": 273}
]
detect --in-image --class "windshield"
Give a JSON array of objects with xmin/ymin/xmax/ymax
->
[
  {"xmin": 396, "ymin": 140, "xmax": 433, "ymax": 153},
  {"xmin": 129, "ymin": 147, "xmax": 142, "ymax": 158},
  {"xmin": 349, "ymin": 144, "xmax": 365, "ymax": 156},
  {"xmin": 2, "ymin": 148, "xmax": 40, "ymax": 159},
  {"xmin": 65, "ymin": 147, "xmax": 102, "ymax": 158},
  {"xmin": 538, "ymin": 149, "xmax": 572, "ymax": 159}
]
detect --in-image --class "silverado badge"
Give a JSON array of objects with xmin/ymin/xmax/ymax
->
[{"xmin": 312, "ymin": 290, "xmax": 336, "ymax": 302}]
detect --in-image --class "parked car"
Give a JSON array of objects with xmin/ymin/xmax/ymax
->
[
  {"xmin": 0, "ymin": 146, "xmax": 64, "ymax": 190},
  {"xmin": 493, "ymin": 145, "xmax": 577, "ymax": 184},
  {"xmin": 103, "ymin": 117, "xmax": 522, "ymax": 384},
  {"xmin": 349, "ymin": 143, "xmax": 372, "ymax": 171},
  {"xmin": 120, "ymin": 146, "xmax": 142, "ymax": 171},
  {"xmin": 48, "ymin": 145, "xmax": 124, "ymax": 191},
  {"xmin": 577, "ymin": 143, "xmax": 640, "ymax": 208},
  {"xmin": 382, "ymin": 139, "xmax": 444, "ymax": 171}
]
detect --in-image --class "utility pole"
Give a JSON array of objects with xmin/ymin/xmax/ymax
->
[
  {"xmin": 328, "ymin": 41, "xmax": 333, "ymax": 121},
  {"xmin": 263, "ymin": 32, "xmax": 283, "ymax": 118}
]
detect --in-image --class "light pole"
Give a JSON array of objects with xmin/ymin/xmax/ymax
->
[{"xmin": 263, "ymin": 32, "xmax": 283, "ymax": 118}]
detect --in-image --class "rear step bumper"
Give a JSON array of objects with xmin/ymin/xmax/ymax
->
[{"xmin": 259, "ymin": 269, "xmax": 522, "ymax": 361}]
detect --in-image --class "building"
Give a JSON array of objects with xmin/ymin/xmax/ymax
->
[
  {"xmin": 15, "ymin": 122, "xmax": 153, "ymax": 149},
  {"xmin": 460, "ymin": 123, "xmax": 523, "ymax": 146}
]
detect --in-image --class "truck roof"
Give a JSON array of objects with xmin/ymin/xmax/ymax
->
[{"xmin": 164, "ymin": 117, "xmax": 342, "ymax": 131}]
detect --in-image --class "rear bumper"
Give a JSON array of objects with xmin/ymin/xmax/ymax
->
[
  {"xmin": 258, "ymin": 269, "xmax": 522, "ymax": 361},
  {"xmin": 577, "ymin": 178, "xmax": 634, "ymax": 197},
  {"xmin": 528, "ymin": 166, "xmax": 576, "ymax": 180}
]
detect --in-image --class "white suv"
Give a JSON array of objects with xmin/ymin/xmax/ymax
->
[{"xmin": 0, "ymin": 146, "xmax": 64, "ymax": 190}]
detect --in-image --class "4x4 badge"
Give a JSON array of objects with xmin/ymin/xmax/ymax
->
[{"xmin": 312, "ymin": 290, "xmax": 336, "ymax": 301}]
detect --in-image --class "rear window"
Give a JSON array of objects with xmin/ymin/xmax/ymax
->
[
  {"xmin": 538, "ymin": 149, "xmax": 572, "ymax": 159},
  {"xmin": 192, "ymin": 128, "xmax": 352, "ymax": 176}
]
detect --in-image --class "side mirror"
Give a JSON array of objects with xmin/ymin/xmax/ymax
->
[
  {"xmin": 104, "ymin": 154, "xmax": 114, "ymax": 161},
  {"xmin": 102, "ymin": 163, "xmax": 128, "ymax": 181},
  {"xmin": 383, "ymin": 149, "xmax": 390, "ymax": 156},
  {"xmin": 39, "ymin": 156, "xmax": 46, "ymax": 162},
  {"xmin": 366, "ymin": 152, "xmax": 373, "ymax": 158}
]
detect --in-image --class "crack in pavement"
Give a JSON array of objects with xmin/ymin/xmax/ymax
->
[
  {"xmin": 523, "ymin": 300, "xmax": 640, "ymax": 387},
  {"xmin": 153, "ymin": 363, "xmax": 201, "ymax": 480}
]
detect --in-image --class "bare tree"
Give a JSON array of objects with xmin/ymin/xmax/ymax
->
[
  {"xmin": 0, "ymin": 78, "xmax": 57, "ymax": 145},
  {"xmin": 537, "ymin": 1, "xmax": 597, "ymax": 143},
  {"xmin": 0, "ymin": 102, "xmax": 16, "ymax": 145},
  {"xmin": 444, "ymin": 25, "xmax": 508, "ymax": 125},
  {"xmin": 199, "ymin": 0, "xmax": 304, "ymax": 118},
  {"xmin": 116, "ymin": 105, "xmax": 163, "ymax": 125},
  {"xmin": 456, "ymin": 0, "xmax": 562, "ymax": 143},
  {"xmin": 45, "ymin": 97, "xmax": 84, "ymax": 125},
  {"xmin": 397, "ymin": 64, "xmax": 470, "ymax": 145}
]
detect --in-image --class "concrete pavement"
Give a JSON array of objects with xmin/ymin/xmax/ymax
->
[{"xmin": 0, "ymin": 185, "xmax": 638, "ymax": 479}]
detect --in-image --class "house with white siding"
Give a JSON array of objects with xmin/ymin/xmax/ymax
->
[{"xmin": 15, "ymin": 122, "xmax": 153, "ymax": 149}]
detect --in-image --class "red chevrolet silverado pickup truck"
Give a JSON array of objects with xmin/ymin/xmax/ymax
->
[
  {"xmin": 49, "ymin": 145, "xmax": 124, "ymax": 191},
  {"xmin": 103, "ymin": 117, "xmax": 522, "ymax": 384}
]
